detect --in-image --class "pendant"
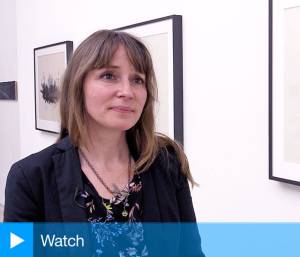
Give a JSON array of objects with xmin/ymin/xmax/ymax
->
[{"xmin": 122, "ymin": 210, "xmax": 128, "ymax": 217}]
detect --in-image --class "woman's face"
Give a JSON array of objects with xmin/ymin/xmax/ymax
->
[{"xmin": 83, "ymin": 45, "xmax": 147, "ymax": 132}]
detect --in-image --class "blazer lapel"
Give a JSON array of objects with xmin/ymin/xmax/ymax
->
[
  {"xmin": 52, "ymin": 136, "xmax": 163, "ymax": 222},
  {"xmin": 140, "ymin": 167, "xmax": 162, "ymax": 222},
  {"xmin": 53, "ymin": 137, "xmax": 86, "ymax": 221}
]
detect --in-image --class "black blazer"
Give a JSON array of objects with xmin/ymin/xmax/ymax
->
[{"xmin": 4, "ymin": 136, "xmax": 205, "ymax": 256}]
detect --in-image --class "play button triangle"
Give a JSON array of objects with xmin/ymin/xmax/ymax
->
[{"xmin": 10, "ymin": 232, "xmax": 25, "ymax": 249}]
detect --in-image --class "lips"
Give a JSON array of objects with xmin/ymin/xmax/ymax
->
[{"xmin": 110, "ymin": 106, "xmax": 134, "ymax": 113}]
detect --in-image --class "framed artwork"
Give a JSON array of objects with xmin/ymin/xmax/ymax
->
[
  {"xmin": 34, "ymin": 41, "xmax": 73, "ymax": 133},
  {"xmin": 0, "ymin": 81, "xmax": 17, "ymax": 100},
  {"xmin": 115, "ymin": 15, "xmax": 184, "ymax": 145},
  {"xmin": 269, "ymin": 0, "xmax": 300, "ymax": 185}
]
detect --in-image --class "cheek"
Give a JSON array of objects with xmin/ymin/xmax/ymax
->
[
  {"xmin": 83, "ymin": 88, "xmax": 95, "ymax": 112},
  {"xmin": 139, "ymin": 89, "xmax": 148, "ymax": 108},
  {"xmin": 83, "ymin": 86, "xmax": 105, "ymax": 116},
  {"xmin": 84, "ymin": 84, "xmax": 112, "ymax": 105},
  {"xmin": 83, "ymin": 81, "xmax": 93, "ymax": 104},
  {"xmin": 84, "ymin": 82, "xmax": 98, "ymax": 100}
]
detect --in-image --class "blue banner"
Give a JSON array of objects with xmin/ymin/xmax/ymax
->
[
  {"xmin": 0, "ymin": 222, "xmax": 300, "ymax": 257},
  {"xmin": 199, "ymin": 223, "xmax": 300, "ymax": 257}
]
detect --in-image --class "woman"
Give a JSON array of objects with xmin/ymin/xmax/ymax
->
[{"xmin": 4, "ymin": 30, "xmax": 204, "ymax": 256}]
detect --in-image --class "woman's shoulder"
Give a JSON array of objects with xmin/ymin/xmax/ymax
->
[
  {"xmin": 156, "ymin": 144, "xmax": 180, "ymax": 168},
  {"xmin": 153, "ymin": 143, "xmax": 188, "ymax": 189},
  {"xmin": 9, "ymin": 136, "xmax": 73, "ymax": 176},
  {"xmin": 155, "ymin": 134, "xmax": 183, "ymax": 170}
]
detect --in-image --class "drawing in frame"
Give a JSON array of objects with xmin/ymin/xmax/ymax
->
[
  {"xmin": 115, "ymin": 15, "xmax": 184, "ymax": 145},
  {"xmin": 269, "ymin": 0, "xmax": 300, "ymax": 185},
  {"xmin": 34, "ymin": 41, "xmax": 73, "ymax": 133}
]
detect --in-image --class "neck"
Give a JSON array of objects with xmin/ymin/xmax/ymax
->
[{"xmin": 80, "ymin": 126, "xmax": 129, "ymax": 167}]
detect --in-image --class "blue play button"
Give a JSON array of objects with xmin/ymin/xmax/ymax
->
[{"xmin": 0, "ymin": 223, "xmax": 33, "ymax": 257}]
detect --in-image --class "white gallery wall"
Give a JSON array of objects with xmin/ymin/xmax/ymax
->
[
  {"xmin": 0, "ymin": 0, "xmax": 19, "ymax": 205},
  {"xmin": 1, "ymin": 0, "xmax": 300, "ymax": 220}
]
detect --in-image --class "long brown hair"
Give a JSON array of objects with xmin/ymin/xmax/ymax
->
[{"xmin": 59, "ymin": 30, "xmax": 197, "ymax": 187}]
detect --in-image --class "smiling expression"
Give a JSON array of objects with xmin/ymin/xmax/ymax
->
[{"xmin": 83, "ymin": 45, "xmax": 148, "ymax": 132}]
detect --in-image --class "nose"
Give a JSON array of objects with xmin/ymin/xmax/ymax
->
[{"xmin": 117, "ymin": 79, "xmax": 134, "ymax": 99}]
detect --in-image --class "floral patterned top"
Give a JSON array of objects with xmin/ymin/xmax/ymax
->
[
  {"xmin": 81, "ymin": 171, "xmax": 143, "ymax": 223},
  {"xmin": 75, "ymin": 171, "xmax": 148, "ymax": 257}
]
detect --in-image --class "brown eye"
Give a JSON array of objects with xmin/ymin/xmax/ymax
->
[
  {"xmin": 101, "ymin": 72, "xmax": 115, "ymax": 80},
  {"xmin": 133, "ymin": 77, "xmax": 145, "ymax": 85}
]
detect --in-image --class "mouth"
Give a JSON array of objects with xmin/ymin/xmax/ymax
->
[{"xmin": 110, "ymin": 106, "xmax": 134, "ymax": 113}]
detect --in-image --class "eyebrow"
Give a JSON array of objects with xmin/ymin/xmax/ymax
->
[
  {"xmin": 102, "ymin": 65, "xmax": 120, "ymax": 69},
  {"xmin": 101, "ymin": 66, "xmax": 145, "ymax": 76}
]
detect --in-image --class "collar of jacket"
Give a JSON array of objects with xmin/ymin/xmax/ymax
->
[
  {"xmin": 52, "ymin": 136, "xmax": 162, "ymax": 222},
  {"xmin": 52, "ymin": 136, "xmax": 86, "ymax": 221}
]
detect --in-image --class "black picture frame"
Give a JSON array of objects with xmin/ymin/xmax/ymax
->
[
  {"xmin": 269, "ymin": 0, "xmax": 300, "ymax": 186},
  {"xmin": 34, "ymin": 41, "xmax": 73, "ymax": 134},
  {"xmin": 115, "ymin": 15, "xmax": 184, "ymax": 145}
]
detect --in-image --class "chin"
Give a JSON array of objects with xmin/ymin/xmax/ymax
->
[
  {"xmin": 110, "ymin": 122, "xmax": 137, "ymax": 131},
  {"xmin": 108, "ymin": 116, "xmax": 140, "ymax": 131}
]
